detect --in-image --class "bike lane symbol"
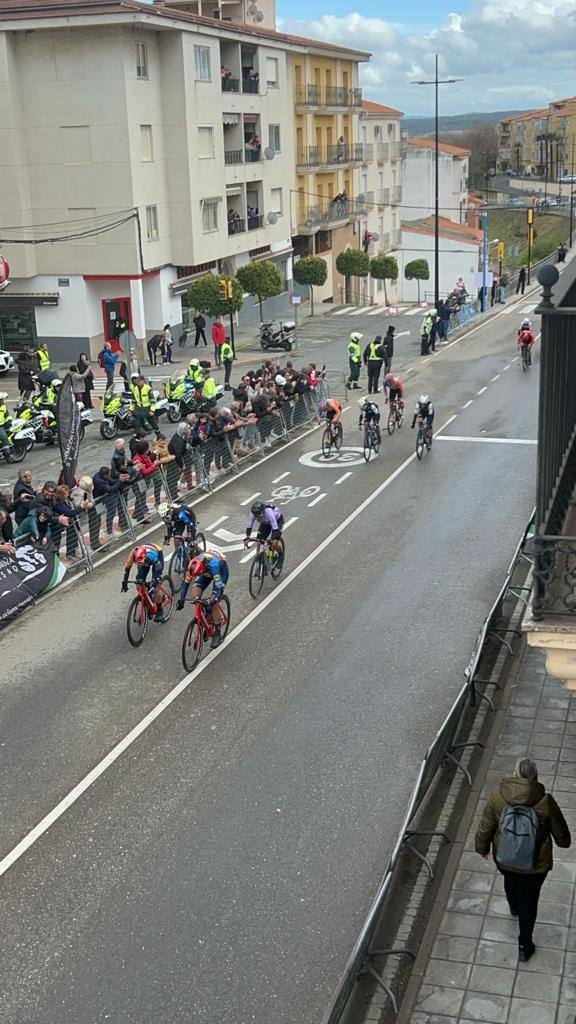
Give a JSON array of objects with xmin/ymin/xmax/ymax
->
[{"xmin": 299, "ymin": 446, "xmax": 373, "ymax": 468}]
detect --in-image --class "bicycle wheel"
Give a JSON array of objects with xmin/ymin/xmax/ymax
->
[
  {"xmin": 522, "ymin": 346, "xmax": 530, "ymax": 371},
  {"xmin": 334, "ymin": 423, "xmax": 343, "ymax": 450},
  {"xmin": 271, "ymin": 539, "xmax": 285, "ymax": 580},
  {"xmin": 387, "ymin": 410, "xmax": 396, "ymax": 435},
  {"xmin": 127, "ymin": 596, "xmax": 148, "ymax": 647},
  {"xmin": 321, "ymin": 428, "xmax": 332, "ymax": 459},
  {"xmin": 195, "ymin": 532, "xmax": 206, "ymax": 552},
  {"xmin": 396, "ymin": 409, "xmax": 404, "ymax": 430},
  {"xmin": 363, "ymin": 430, "xmax": 373, "ymax": 463},
  {"xmin": 156, "ymin": 576, "xmax": 175, "ymax": 624},
  {"xmin": 213, "ymin": 594, "xmax": 231, "ymax": 640},
  {"xmin": 168, "ymin": 544, "xmax": 186, "ymax": 593},
  {"xmin": 416, "ymin": 427, "xmax": 425, "ymax": 461},
  {"xmin": 182, "ymin": 618, "xmax": 203, "ymax": 671},
  {"xmin": 373, "ymin": 429, "xmax": 381, "ymax": 454},
  {"xmin": 249, "ymin": 553, "xmax": 266, "ymax": 598}
]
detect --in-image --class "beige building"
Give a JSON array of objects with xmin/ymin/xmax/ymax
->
[
  {"xmin": 0, "ymin": 0, "xmax": 367, "ymax": 357},
  {"xmin": 497, "ymin": 97, "xmax": 576, "ymax": 177},
  {"xmin": 358, "ymin": 100, "xmax": 404, "ymax": 305},
  {"xmin": 402, "ymin": 138, "xmax": 469, "ymax": 225}
]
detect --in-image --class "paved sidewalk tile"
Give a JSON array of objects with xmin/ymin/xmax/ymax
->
[{"xmin": 404, "ymin": 649, "xmax": 576, "ymax": 1024}]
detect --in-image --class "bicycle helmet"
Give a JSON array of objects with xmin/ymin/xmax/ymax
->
[
  {"xmin": 157, "ymin": 502, "xmax": 173, "ymax": 518},
  {"xmin": 0, "ymin": 391, "xmax": 7, "ymax": 400},
  {"xmin": 385, "ymin": 373, "xmax": 394, "ymax": 384},
  {"xmin": 133, "ymin": 546, "xmax": 149, "ymax": 564},
  {"xmin": 187, "ymin": 555, "xmax": 206, "ymax": 577},
  {"xmin": 521, "ymin": 318, "xmax": 531, "ymax": 330},
  {"xmin": 357, "ymin": 396, "xmax": 368, "ymax": 407},
  {"xmin": 419, "ymin": 394, "xmax": 430, "ymax": 405},
  {"xmin": 251, "ymin": 499, "xmax": 266, "ymax": 518}
]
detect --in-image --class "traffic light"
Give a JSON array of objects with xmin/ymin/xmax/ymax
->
[
  {"xmin": 497, "ymin": 242, "xmax": 505, "ymax": 262},
  {"xmin": 527, "ymin": 206, "xmax": 534, "ymax": 225},
  {"xmin": 226, "ymin": 280, "xmax": 233, "ymax": 300},
  {"xmin": 218, "ymin": 280, "xmax": 228, "ymax": 302}
]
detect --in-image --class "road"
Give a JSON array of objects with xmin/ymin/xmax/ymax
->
[{"xmin": 0, "ymin": 292, "xmax": 540, "ymax": 1024}]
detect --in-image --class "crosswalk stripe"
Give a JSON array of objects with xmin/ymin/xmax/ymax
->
[
  {"xmin": 404, "ymin": 307, "xmax": 425, "ymax": 316},
  {"xmin": 521, "ymin": 304, "xmax": 536, "ymax": 314},
  {"xmin": 332, "ymin": 306, "xmax": 355, "ymax": 315},
  {"xmin": 92, "ymin": 375, "xmax": 170, "ymax": 393},
  {"xmin": 366, "ymin": 307, "xmax": 385, "ymax": 316},
  {"xmin": 348, "ymin": 306, "xmax": 374, "ymax": 315}
]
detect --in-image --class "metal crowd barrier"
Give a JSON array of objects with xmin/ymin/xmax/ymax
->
[{"xmin": 321, "ymin": 509, "xmax": 536, "ymax": 1022}]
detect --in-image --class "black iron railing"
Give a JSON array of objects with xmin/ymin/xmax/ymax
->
[
  {"xmin": 221, "ymin": 77, "xmax": 239, "ymax": 93},
  {"xmin": 294, "ymin": 84, "xmax": 363, "ymax": 107},
  {"xmin": 247, "ymin": 214, "xmax": 263, "ymax": 230}
]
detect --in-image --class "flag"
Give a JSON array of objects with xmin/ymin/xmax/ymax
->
[
  {"xmin": 57, "ymin": 372, "xmax": 81, "ymax": 488},
  {"xmin": 0, "ymin": 542, "xmax": 66, "ymax": 627}
]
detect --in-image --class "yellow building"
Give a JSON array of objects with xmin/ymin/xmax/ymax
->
[
  {"xmin": 497, "ymin": 97, "xmax": 576, "ymax": 178},
  {"xmin": 288, "ymin": 42, "xmax": 370, "ymax": 304}
]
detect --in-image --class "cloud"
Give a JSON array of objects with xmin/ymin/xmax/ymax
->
[{"xmin": 280, "ymin": 0, "xmax": 576, "ymax": 114}]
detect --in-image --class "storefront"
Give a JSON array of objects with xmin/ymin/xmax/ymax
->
[{"xmin": 0, "ymin": 293, "xmax": 59, "ymax": 351}]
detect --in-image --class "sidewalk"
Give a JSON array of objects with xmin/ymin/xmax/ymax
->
[{"xmin": 402, "ymin": 645, "xmax": 576, "ymax": 1024}]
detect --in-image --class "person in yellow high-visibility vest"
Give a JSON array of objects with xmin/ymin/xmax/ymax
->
[
  {"xmin": 221, "ymin": 338, "xmax": 234, "ymax": 390},
  {"xmin": 0, "ymin": 391, "xmax": 12, "ymax": 450},
  {"xmin": 363, "ymin": 334, "xmax": 387, "ymax": 394},
  {"xmin": 131, "ymin": 375, "xmax": 158, "ymax": 433},
  {"xmin": 36, "ymin": 342, "xmax": 51, "ymax": 374},
  {"xmin": 202, "ymin": 371, "xmax": 218, "ymax": 402},
  {"xmin": 347, "ymin": 332, "xmax": 363, "ymax": 389}
]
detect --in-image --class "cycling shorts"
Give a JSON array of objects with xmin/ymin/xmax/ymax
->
[
  {"xmin": 136, "ymin": 562, "xmax": 163, "ymax": 585},
  {"xmin": 364, "ymin": 411, "xmax": 380, "ymax": 424},
  {"xmin": 257, "ymin": 514, "xmax": 284, "ymax": 542},
  {"xmin": 172, "ymin": 521, "xmax": 196, "ymax": 539},
  {"xmin": 388, "ymin": 388, "xmax": 403, "ymax": 404},
  {"xmin": 191, "ymin": 561, "xmax": 229, "ymax": 593},
  {"xmin": 326, "ymin": 409, "xmax": 339, "ymax": 422}
]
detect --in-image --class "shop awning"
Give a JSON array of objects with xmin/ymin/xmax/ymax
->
[{"xmin": 0, "ymin": 292, "xmax": 59, "ymax": 308}]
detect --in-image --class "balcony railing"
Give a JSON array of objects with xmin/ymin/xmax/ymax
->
[
  {"xmin": 294, "ymin": 84, "xmax": 362, "ymax": 108},
  {"xmin": 297, "ymin": 196, "xmax": 367, "ymax": 231},
  {"xmin": 380, "ymin": 232, "xmax": 391, "ymax": 252},
  {"xmin": 360, "ymin": 143, "xmax": 374, "ymax": 162},
  {"xmin": 377, "ymin": 143, "xmax": 390, "ymax": 162},
  {"xmin": 221, "ymin": 77, "xmax": 239, "ymax": 93},
  {"xmin": 390, "ymin": 186, "xmax": 402, "ymax": 205},
  {"xmin": 390, "ymin": 228, "xmax": 402, "ymax": 248},
  {"xmin": 351, "ymin": 191, "xmax": 374, "ymax": 216},
  {"xmin": 227, "ymin": 218, "xmax": 246, "ymax": 236},
  {"xmin": 376, "ymin": 188, "xmax": 390, "ymax": 206},
  {"xmin": 224, "ymin": 149, "xmax": 243, "ymax": 165},
  {"xmin": 247, "ymin": 213, "xmax": 263, "ymax": 230},
  {"xmin": 390, "ymin": 142, "xmax": 402, "ymax": 161},
  {"xmin": 245, "ymin": 146, "xmax": 262, "ymax": 163},
  {"xmin": 296, "ymin": 143, "xmax": 364, "ymax": 170},
  {"xmin": 242, "ymin": 77, "xmax": 259, "ymax": 94}
]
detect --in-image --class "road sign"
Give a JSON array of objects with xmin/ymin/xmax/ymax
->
[{"xmin": 290, "ymin": 293, "xmax": 302, "ymax": 306}]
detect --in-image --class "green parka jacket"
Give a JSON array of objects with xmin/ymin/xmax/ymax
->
[{"xmin": 475, "ymin": 776, "xmax": 571, "ymax": 875}]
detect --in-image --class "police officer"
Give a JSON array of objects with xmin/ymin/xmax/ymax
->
[
  {"xmin": 363, "ymin": 334, "xmax": 387, "ymax": 394},
  {"xmin": 35, "ymin": 341, "xmax": 51, "ymax": 382},
  {"xmin": 131, "ymin": 374, "xmax": 158, "ymax": 433},
  {"xmin": 0, "ymin": 392, "xmax": 12, "ymax": 451},
  {"xmin": 347, "ymin": 331, "xmax": 363, "ymax": 390},
  {"xmin": 187, "ymin": 357, "xmax": 205, "ymax": 387},
  {"xmin": 202, "ymin": 371, "xmax": 218, "ymax": 403},
  {"xmin": 220, "ymin": 337, "xmax": 234, "ymax": 390}
]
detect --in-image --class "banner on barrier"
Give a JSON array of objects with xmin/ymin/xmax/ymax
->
[
  {"xmin": 57, "ymin": 372, "xmax": 82, "ymax": 488},
  {"xmin": 0, "ymin": 542, "xmax": 66, "ymax": 626}
]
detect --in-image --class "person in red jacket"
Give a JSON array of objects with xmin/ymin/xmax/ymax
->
[
  {"xmin": 212, "ymin": 317, "xmax": 226, "ymax": 368},
  {"xmin": 132, "ymin": 439, "xmax": 161, "ymax": 514},
  {"xmin": 517, "ymin": 327, "xmax": 536, "ymax": 366}
]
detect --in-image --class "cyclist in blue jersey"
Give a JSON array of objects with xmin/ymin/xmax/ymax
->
[
  {"xmin": 176, "ymin": 547, "xmax": 229, "ymax": 648},
  {"xmin": 158, "ymin": 502, "xmax": 198, "ymax": 552}
]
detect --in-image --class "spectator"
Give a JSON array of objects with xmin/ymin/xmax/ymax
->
[
  {"xmin": 69, "ymin": 363, "xmax": 91, "ymax": 404},
  {"xmin": 336, "ymin": 135, "xmax": 345, "ymax": 162},
  {"xmin": 12, "ymin": 468, "xmax": 35, "ymax": 524},
  {"xmin": 211, "ymin": 317, "xmax": 226, "ymax": 369},
  {"xmin": 17, "ymin": 349, "xmax": 36, "ymax": 399},
  {"xmin": 193, "ymin": 313, "xmax": 207, "ymax": 348},
  {"xmin": 77, "ymin": 353, "xmax": 94, "ymax": 409},
  {"xmin": 516, "ymin": 266, "xmax": 527, "ymax": 295},
  {"xmin": 54, "ymin": 483, "xmax": 82, "ymax": 559},
  {"xmin": 499, "ymin": 273, "xmax": 509, "ymax": 304},
  {"xmin": 100, "ymin": 341, "xmax": 120, "ymax": 390},
  {"xmin": 168, "ymin": 423, "xmax": 192, "ymax": 497},
  {"xmin": 93, "ymin": 466, "xmax": 124, "ymax": 535},
  {"xmin": 147, "ymin": 335, "xmax": 161, "ymax": 366},
  {"xmin": 0, "ymin": 500, "xmax": 14, "ymax": 543},
  {"xmin": 132, "ymin": 439, "xmax": 160, "ymax": 509},
  {"xmin": 491, "ymin": 276, "xmax": 498, "ymax": 307},
  {"xmin": 558, "ymin": 243, "xmax": 568, "ymax": 263},
  {"xmin": 71, "ymin": 475, "xmax": 101, "ymax": 550},
  {"xmin": 15, "ymin": 506, "xmax": 51, "ymax": 547},
  {"xmin": 437, "ymin": 302, "xmax": 451, "ymax": 341},
  {"xmin": 0, "ymin": 510, "xmax": 15, "ymax": 553},
  {"xmin": 475, "ymin": 756, "xmax": 571, "ymax": 962},
  {"xmin": 162, "ymin": 324, "xmax": 173, "ymax": 364}
]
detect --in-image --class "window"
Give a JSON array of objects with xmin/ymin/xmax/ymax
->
[
  {"xmin": 198, "ymin": 126, "xmax": 215, "ymax": 159},
  {"xmin": 145, "ymin": 205, "xmax": 159, "ymax": 241},
  {"xmin": 202, "ymin": 198, "xmax": 219, "ymax": 233},
  {"xmin": 271, "ymin": 187, "xmax": 283, "ymax": 215},
  {"xmin": 194, "ymin": 46, "xmax": 211, "ymax": 81},
  {"xmin": 140, "ymin": 124, "xmax": 153, "ymax": 162},
  {"xmin": 266, "ymin": 57, "xmax": 279, "ymax": 87},
  {"xmin": 62, "ymin": 126, "xmax": 91, "ymax": 165},
  {"xmin": 268, "ymin": 124, "xmax": 281, "ymax": 153},
  {"xmin": 136, "ymin": 41, "xmax": 148, "ymax": 79}
]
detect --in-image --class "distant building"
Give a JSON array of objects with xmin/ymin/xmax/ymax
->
[
  {"xmin": 497, "ymin": 97, "xmax": 576, "ymax": 178},
  {"xmin": 402, "ymin": 138, "xmax": 470, "ymax": 225},
  {"xmin": 399, "ymin": 217, "xmax": 482, "ymax": 304}
]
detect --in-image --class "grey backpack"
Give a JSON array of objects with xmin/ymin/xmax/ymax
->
[{"xmin": 498, "ymin": 805, "xmax": 540, "ymax": 870}]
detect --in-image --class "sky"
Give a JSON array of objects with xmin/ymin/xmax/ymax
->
[{"xmin": 277, "ymin": 0, "xmax": 576, "ymax": 117}]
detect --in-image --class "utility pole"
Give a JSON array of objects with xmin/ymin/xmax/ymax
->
[
  {"xmin": 527, "ymin": 204, "xmax": 534, "ymax": 285},
  {"xmin": 411, "ymin": 57, "xmax": 462, "ymax": 310},
  {"xmin": 481, "ymin": 212, "xmax": 488, "ymax": 312}
]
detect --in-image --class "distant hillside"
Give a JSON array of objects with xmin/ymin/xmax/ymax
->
[{"xmin": 404, "ymin": 110, "xmax": 525, "ymax": 136}]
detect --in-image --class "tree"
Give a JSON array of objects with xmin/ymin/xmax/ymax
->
[
  {"xmin": 186, "ymin": 273, "xmax": 244, "ymax": 318},
  {"xmin": 335, "ymin": 248, "xmax": 369, "ymax": 303},
  {"xmin": 292, "ymin": 255, "xmax": 328, "ymax": 316},
  {"xmin": 439, "ymin": 124, "xmax": 497, "ymax": 189},
  {"xmin": 236, "ymin": 260, "xmax": 284, "ymax": 321},
  {"xmin": 404, "ymin": 258, "xmax": 430, "ymax": 303},
  {"xmin": 370, "ymin": 255, "xmax": 398, "ymax": 305}
]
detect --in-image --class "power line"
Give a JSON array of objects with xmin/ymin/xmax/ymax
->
[{"xmin": 0, "ymin": 213, "xmax": 137, "ymax": 245}]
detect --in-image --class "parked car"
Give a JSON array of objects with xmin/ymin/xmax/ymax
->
[
  {"xmin": 559, "ymin": 175, "xmax": 576, "ymax": 184},
  {"xmin": 506, "ymin": 169, "xmax": 519, "ymax": 177},
  {"xmin": 0, "ymin": 349, "xmax": 14, "ymax": 375},
  {"xmin": 507, "ymin": 197, "xmax": 526, "ymax": 207}
]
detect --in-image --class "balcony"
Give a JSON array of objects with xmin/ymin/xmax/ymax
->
[
  {"xmin": 351, "ymin": 191, "xmax": 374, "ymax": 217},
  {"xmin": 379, "ymin": 232, "xmax": 391, "ymax": 252},
  {"xmin": 245, "ymin": 144, "xmax": 262, "ymax": 163},
  {"xmin": 297, "ymin": 196, "xmax": 367, "ymax": 234},
  {"xmin": 294, "ymin": 84, "xmax": 363, "ymax": 109},
  {"xmin": 242, "ymin": 76, "xmax": 259, "ymax": 94},
  {"xmin": 247, "ymin": 213, "xmax": 263, "ymax": 231},
  {"xmin": 296, "ymin": 143, "xmax": 364, "ymax": 171},
  {"xmin": 221, "ymin": 76, "xmax": 239, "ymax": 93},
  {"xmin": 225, "ymin": 149, "xmax": 244, "ymax": 165},
  {"xmin": 377, "ymin": 143, "xmax": 390, "ymax": 162},
  {"xmin": 376, "ymin": 188, "xmax": 390, "ymax": 206},
  {"xmin": 390, "ymin": 186, "xmax": 402, "ymax": 205},
  {"xmin": 390, "ymin": 142, "xmax": 402, "ymax": 161},
  {"xmin": 360, "ymin": 143, "xmax": 374, "ymax": 163},
  {"xmin": 390, "ymin": 228, "xmax": 402, "ymax": 248},
  {"xmin": 227, "ymin": 217, "xmax": 246, "ymax": 236}
]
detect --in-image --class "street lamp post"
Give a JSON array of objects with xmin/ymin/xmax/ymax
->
[
  {"xmin": 412, "ymin": 56, "xmax": 462, "ymax": 309},
  {"xmin": 570, "ymin": 138, "xmax": 575, "ymax": 249}
]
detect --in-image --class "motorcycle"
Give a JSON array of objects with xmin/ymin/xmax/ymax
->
[
  {"xmin": 11, "ymin": 404, "xmax": 93, "ymax": 447},
  {"xmin": 164, "ymin": 376, "xmax": 202, "ymax": 423},
  {"xmin": 259, "ymin": 320, "xmax": 295, "ymax": 352},
  {"xmin": 1, "ymin": 423, "xmax": 37, "ymax": 463},
  {"xmin": 99, "ymin": 389, "xmax": 168, "ymax": 440}
]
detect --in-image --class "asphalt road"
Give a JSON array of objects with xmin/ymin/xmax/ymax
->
[{"xmin": 0, "ymin": 291, "xmax": 540, "ymax": 1024}]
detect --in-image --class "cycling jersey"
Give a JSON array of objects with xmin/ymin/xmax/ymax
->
[
  {"xmin": 518, "ymin": 330, "xmax": 536, "ymax": 348},
  {"xmin": 384, "ymin": 376, "xmax": 404, "ymax": 399},
  {"xmin": 321, "ymin": 398, "xmax": 342, "ymax": 421},
  {"xmin": 246, "ymin": 505, "xmax": 283, "ymax": 536},
  {"xmin": 165, "ymin": 505, "xmax": 197, "ymax": 539},
  {"xmin": 183, "ymin": 548, "xmax": 228, "ymax": 595},
  {"xmin": 358, "ymin": 401, "xmax": 380, "ymax": 427},
  {"xmin": 412, "ymin": 402, "xmax": 435, "ymax": 428},
  {"xmin": 123, "ymin": 545, "xmax": 164, "ymax": 587}
]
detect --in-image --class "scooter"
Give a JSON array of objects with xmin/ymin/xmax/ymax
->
[
  {"xmin": 259, "ymin": 320, "xmax": 295, "ymax": 352},
  {"xmin": 99, "ymin": 389, "xmax": 168, "ymax": 440}
]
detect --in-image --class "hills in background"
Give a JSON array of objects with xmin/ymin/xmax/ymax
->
[{"xmin": 403, "ymin": 110, "xmax": 525, "ymax": 136}]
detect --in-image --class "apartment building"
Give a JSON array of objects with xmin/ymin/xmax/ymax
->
[
  {"xmin": 402, "ymin": 138, "xmax": 469, "ymax": 225},
  {"xmin": 497, "ymin": 97, "xmax": 576, "ymax": 177},
  {"xmin": 0, "ymin": 0, "xmax": 366, "ymax": 358},
  {"xmin": 357, "ymin": 100, "xmax": 404, "ymax": 305},
  {"xmin": 288, "ymin": 43, "xmax": 370, "ymax": 305}
]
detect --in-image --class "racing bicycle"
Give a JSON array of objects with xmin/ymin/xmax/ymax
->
[
  {"xmin": 181, "ymin": 595, "xmax": 232, "ymax": 670},
  {"xmin": 415, "ymin": 416, "xmax": 433, "ymax": 460},
  {"xmin": 521, "ymin": 343, "xmax": 532, "ymax": 372},
  {"xmin": 246, "ymin": 537, "xmax": 286, "ymax": 598},
  {"xmin": 363, "ymin": 423, "xmax": 380, "ymax": 462},
  {"xmin": 321, "ymin": 420, "xmax": 343, "ymax": 458},
  {"xmin": 126, "ymin": 577, "xmax": 175, "ymax": 647},
  {"xmin": 168, "ymin": 529, "xmax": 207, "ymax": 592},
  {"xmin": 387, "ymin": 399, "xmax": 404, "ymax": 435}
]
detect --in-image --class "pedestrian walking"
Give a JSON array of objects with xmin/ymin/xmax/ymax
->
[
  {"xmin": 475, "ymin": 756, "xmax": 571, "ymax": 962},
  {"xmin": 516, "ymin": 266, "xmax": 527, "ymax": 295},
  {"xmin": 212, "ymin": 317, "xmax": 226, "ymax": 367},
  {"xmin": 100, "ymin": 341, "xmax": 120, "ymax": 390},
  {"xmin": 383, "ymin": 326, "xmax": 395, "ymax": 369},
  {"xmin": 363, "ymin": 335, "xmax": 386, "ymax": 394},
  {"xmin": 193, "ymin": 313, "xmax": 207, "ymax": 347},
  {"xmin": 162, "ymin": 324, "xmax": 173, "ymax": 364},
  {"xmin": 221, "ymin": 337, "xmax": 234, "ymax": 390},
  {"xmin": 347, "ymin": 332, "xmax": 362, "ymax": 389},
  {"xmin": 491, "ymin": 276, "xmax": 498, "ymax": 307}
]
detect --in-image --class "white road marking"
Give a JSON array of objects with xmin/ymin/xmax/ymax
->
[
  {"xmin": 404, "ymin": 307, "xmax": 425, "ymax": 316},
  {"xmin": 2, "ymin": 413, "xmax": 457, "ymax": 879},
  {"xmin": 206, "ymin": 515, "xmax": 229, "ymax": 531},
  {"xmin": 503, "ymin": 364, "xmax": 511, "ymax": 371},
  {"xmin": 462, "ymin": 400, "xmax": 474, "ymax": 410},
  {"xmin": 334, "ymin": 472, "xmax": 353, "ymax": 485},
  {"xmin": 406, "ymin": 366, "xmax": 414, "ymax": 373},
  {"xmin": 213, "ymin": 527, "xmax": 246, "ymax": 544},
  {"xmin": 307, "ymin": 492, "xmax": 327, "ymax": 507},
  {"xmin": 422, "ymin": 358, "xmax": 431, "ymax": 365},
  {"xmin": 240, "ymin": 491, "xmax": 261, "ymax": 506},
  {"xmin": 366, "ymin": 307, "xmax": 384, "ymax": 315},
  {"xmin": 436, "ymin": 436, "xmax": 537, "ymax": 445},
  {"xmin": 491, "ymin": 374, "xmax": 501, "ymax": 382},
  {"xmin": 477, "ymin": 387, "xmax": 487, "ymax": 395},
  {"xmin": 332, "ymin": 306, "xmax": 355, "ymax": 316},
  {"xmin": 521, "ymin": 304, "xmax": 536, "ymax": 314},
  {"xmin": 512, "ymin": 356, "xmax": 520, "ymax": 362},
  {"xmin": 348, "ymin": 306, "xmax": 374, "ymax": 315},
  {"xmin": 272, "ymin": 471, "xmax": 291, "ymax": 483}
]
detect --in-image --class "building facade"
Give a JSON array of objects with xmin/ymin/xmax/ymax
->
[
  {"xmin": 399, "ymin": 217, "xmax": 481, "ymax": 303},
  {"xmin": 497, "ymin": 97, "xmax": 576, "ymax": 178},
  {"xmin": 401, "ymin": 138, "xmax": 470, "ymax": 225}
]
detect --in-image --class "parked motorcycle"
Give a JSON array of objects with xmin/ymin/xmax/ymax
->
[
  {"xmin": 259, "ymin": 319, "xmax": 295, "ymax": 352},
  {"xmin": 11, "ymin": 404, "xmax": 93, "ymax": 446},
  {"xmin": 1, "ymin": 423, "xmax": 37, "ymax": 463},
  {"xmin": 164, "ymin": 376, "xmax": 202, "ymax": 423},
  {"xmin": 99, "ymin": 389, "xmax": 168, "ymax": 440}
]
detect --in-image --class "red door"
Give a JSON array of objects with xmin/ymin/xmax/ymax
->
[{"xmin": 102, "ymin": 297, "xmax": 132, "ymax": 352}]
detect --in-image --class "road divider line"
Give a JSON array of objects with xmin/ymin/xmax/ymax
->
[
  {"xmin": 492, "ymin": 374, "xmax": 501, "ymax": 382},
  {"xmin": 462, "ymin": 400, "xmax": 474, "ymax": 410},
  {"xmin": 240, "ymin": 492, "xmax": 261, "ymax": 506},
  {"xmin": 503, "ymin": 364, "xmax": 511, "ymax": 371},
  {"xmin": 307, "ymin": 493, "xmax": 326, "ymax": 507},
  {"xmin": 334, "ymin": 472, "xmax": 353, "ymax": 485},
  {"xmin": 272, "ymin": 471, "xmax": 291, "ymax": 483},
  {"xmin": 477, "ymin": 387, "xmax": 487, "ymax": 395},
  {"xmin": 1, "ymin": 413, "xmax": 457, "ymax": 881},
  {"xmin": 206, "ymin": 515, "xmax": 228, "ymax": 531}
]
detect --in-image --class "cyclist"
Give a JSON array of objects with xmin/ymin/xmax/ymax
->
[
  {"xmin": 158, "ymin": 502, "xmax": 198, "ymax": 552},
  {"xmin": 121, "ymin": 544, "xmax": 165, "ymax": 620},
  {"xmin": 517, "ymin": 323, "xmax": 536, "ymax": 365},
  {"xmin": 383, "ymin": 372, "xmax": 405, "ymax": 411},
  {"xmin": 357, "ymin": 396, "xmax": 381, "ymax": 443},
  {"xmin": 244, "ymin": 499, "xmax": 284, "ymax": 558},
  {"xmin": 411, "ymin": 394, "xmax": 435, "ymax": 445},
  {"xmin": 176, "ymin": 548, "xmax": 229, "ymax": 649},
  {"xmin": 319, "ymin": 397, "xmax": 342, "ymax": 439},
  {"xmin": 517, "ymin": 318, "xmax": 532, "ymax": 336}
]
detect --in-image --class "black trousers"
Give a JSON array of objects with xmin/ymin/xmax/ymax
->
[
  {"xmin": 503, "ymin": 870, "xmax": 547, "ymax": 949},
  {"xmin": 223, "ymin": 359, "xmax": 233, "ymax": 386},
  {"xmin": 367, "ymin": 360, "xmax": 383, "ymax": 393},
  {"xmin": 348, "ymin": 358, "xmax": 360, "ymax": 385},
  {"xmin": 194, "ymin": 329, "xmax": 207, "ymax": 346}
]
